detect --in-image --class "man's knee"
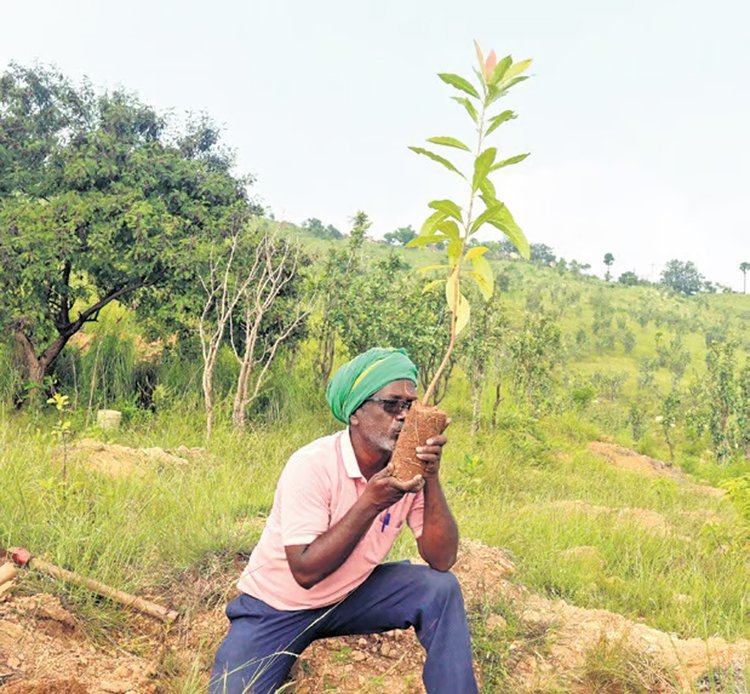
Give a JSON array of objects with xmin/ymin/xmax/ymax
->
[{"xmin": 416, "ymin": 566, "xmax": 462, "ymax": 603}]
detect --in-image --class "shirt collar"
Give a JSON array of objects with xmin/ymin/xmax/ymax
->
[{"xmin": 340, "ymin": 428, "xmax": 364, "ymax": 479}]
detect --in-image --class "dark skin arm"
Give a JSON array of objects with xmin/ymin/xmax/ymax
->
[
  {"xmin": 285, "ymin": 465, "xmax": 424, "ymax": 589},
  {"xmin": 414, "ymin": 430, "xmax": 459, "ymax": 571}
]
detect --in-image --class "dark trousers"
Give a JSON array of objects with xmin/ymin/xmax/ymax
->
[{"xmin": 209, "ymin": 562, "xmax": 478, "ymax": 694}]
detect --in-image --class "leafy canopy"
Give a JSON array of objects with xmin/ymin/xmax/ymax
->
[{"xmin": 0, "ymin": 63, "xmax": 251, "ymax": 378}]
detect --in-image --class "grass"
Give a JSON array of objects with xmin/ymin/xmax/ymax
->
[{"xmin": 1, "ymin": 394, "xmax": 746, "ymax": 645}]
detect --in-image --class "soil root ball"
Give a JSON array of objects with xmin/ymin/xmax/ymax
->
[{"xmin": 391, "ymin": 402, "xmax": 447, "ymax": 481}]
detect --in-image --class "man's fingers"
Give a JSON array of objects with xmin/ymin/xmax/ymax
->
[
  {"xmin": 372, "ymin": 463, "xmax": 394, "ymax": 480},
  {"xmin": 389, "ymin": 475, "xmax": 424, "ymax": 493}
]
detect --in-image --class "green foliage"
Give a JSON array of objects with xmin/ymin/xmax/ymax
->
[
  {"xmin": 0, "ymin": 63, "xmax": 249, "ymax": 386},
  {"xmin": 330, "ymin": 253, "xmax": 455, "ymax": 403},
  {"xmin": 301, "ymin": 217, "xmax": 343, "ymax": 240},
  {"xmin": 407, "ymin": 43, "xmax": 532, "ymax": 399},
  {"xmin": 508, "ymin": 313, "xmax": 562, "ymax": 410},
  {"xmin": 618, "ymin": 270, "xmax": 640, "ymax": 286},
  {"xmin": 383, "ymin": 225, "xmax": 417, "ymax": 246},
  {"xmin": 660, "ymin": 259, "xmax": 705, "ymax": 296}
]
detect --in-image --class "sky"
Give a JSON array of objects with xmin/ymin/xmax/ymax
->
[{"xmin": 2, "ymin": 0, "xmax": 749, "ymax": 289}]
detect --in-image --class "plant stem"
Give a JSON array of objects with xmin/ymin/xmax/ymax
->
[{"xmin": 422, "ymin": 88, "xmax": 489, "ymax": 405}]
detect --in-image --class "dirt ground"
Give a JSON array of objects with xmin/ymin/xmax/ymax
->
[
  {"xmin": 1, "ymin": 441, "xmax": 746, "ymax": 692},
  {"xmin": 1, "ymin": 539, "xmax": 747, "ymax": 693}
]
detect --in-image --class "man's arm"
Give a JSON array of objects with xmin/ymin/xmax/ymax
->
[
  {"xmin": 285, "ymin": 465, "xmax": 424, "ymax": 589},
  {"xmin": 415, "ymin": 434, "xmax": 459, "ymax": 571}
]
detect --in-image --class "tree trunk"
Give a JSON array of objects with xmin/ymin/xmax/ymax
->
[
  {"xmin": 14, "ymin": 330, "xmax": 70, "ymax": 405},
  {"xmin": 470, "ymin": 378, "xmax": 484, "ymax": 435},
  {"xmin": 491, "ymin": 381, "xmax": 502, "ymax": 429}
]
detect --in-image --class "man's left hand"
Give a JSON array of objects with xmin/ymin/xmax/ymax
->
[{"xmin": 415, "ymin": 432, "xmax": 448, "ymax": 480}]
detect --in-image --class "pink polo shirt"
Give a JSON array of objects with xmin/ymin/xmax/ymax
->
[{"xmin": 237, "ymin": 429, "xmax": 425, "ymax": 610}]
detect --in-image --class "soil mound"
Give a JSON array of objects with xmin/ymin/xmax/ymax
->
[
  {"xmin": 57, "ymin": 439, "xmax": 199, "ymax": 477},
  {"xmin": 588, "ymin": 442, "xmax": 726, "ymax": 497}
]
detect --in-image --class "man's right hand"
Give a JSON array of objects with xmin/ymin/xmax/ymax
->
[{"xmin": 362, "ymin": 464, "xmax": 424, "ymax": 512}]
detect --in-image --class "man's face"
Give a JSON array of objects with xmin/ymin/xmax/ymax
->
[{"xmin": 351, "ymin": 379, "xmax": 417, "ymax": 455}]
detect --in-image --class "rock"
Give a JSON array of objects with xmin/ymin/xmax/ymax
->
[
  {"xmin": 352, "ymin": 650, "xmax": 367, "ymax": 662},
  {"xmin": 100, "ymin": 679, "xmax": 133, "ymax": 693},
  {"xmin": 7, "ymin": 655, "xmax": 21, "ymax": 669},
  {"xmin": 380, "ymin": 643, "xmax": 391, "ymax": 657}
]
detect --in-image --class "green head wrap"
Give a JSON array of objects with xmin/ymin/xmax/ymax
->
[{"xmin": 325, "ymin": 347, "xmax": 418, "ymax": 424}]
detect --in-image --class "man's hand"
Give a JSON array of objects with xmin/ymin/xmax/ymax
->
[
  {"xmin": 362, "ymin": 463, "xmax": 424, "ymax": 511},
  {"xmin": 415, "ymin": 420, "xmax": 450, "ymax": 480}
]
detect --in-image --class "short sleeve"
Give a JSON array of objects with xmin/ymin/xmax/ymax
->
[
  {"xmin": 279, "ymin": 456, "xmax": 331, "ymax": 546},
  {"xmin": 406, "ymin": 489, "xmax": 425, "ymax": 539}
]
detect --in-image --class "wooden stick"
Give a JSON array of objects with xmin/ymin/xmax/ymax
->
[
  {"xmin": 0, "ymin": 580, "xmax": 15, "ymax": 602},
  {"xmin": 3, "ymin": 547, "xmax": 179, "ymax": 624},
  {"xmin": 0, "ymin": 563, "xmax": 17, "ymax": 586},
  {"xmin": 28, "ymin": 557, "xmax": 179, "ymax": 623}
]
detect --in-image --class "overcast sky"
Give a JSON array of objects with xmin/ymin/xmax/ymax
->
[{"xmin": 2, "ymin": 0, "xmax": 749, "ymax": 289}]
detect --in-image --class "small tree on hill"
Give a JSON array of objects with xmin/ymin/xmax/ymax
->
[
  {"xmin": 618, "ymin": 270, "xmax": 639, "ymax": 286},
  {"xmin": 603, "ymin": 252, "xmax": 614, "ymax": 281},
  {"xmin": 740, "ymin": 262, "xmax": 750, "ymax": 294},
  {"xmin": 383, "ymin": 225, "xmax": 417, "ymax": 246},
  {"xmin": 660, "ymin": 259, "xmax": 704, "ymax": 296}
]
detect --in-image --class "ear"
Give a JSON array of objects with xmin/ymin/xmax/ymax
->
[{"xmin": 349, "ymin": 411, "xmax": 360, "ymax": 427}]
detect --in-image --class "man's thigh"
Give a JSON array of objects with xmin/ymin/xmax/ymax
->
[{"xmin": 319, "ymin": 561, "xmax": 461, "ymax": 637}]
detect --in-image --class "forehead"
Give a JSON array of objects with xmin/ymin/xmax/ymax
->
[{"xmin": 373, "ymin": 379, "xmax": 417, "ymax": 399}]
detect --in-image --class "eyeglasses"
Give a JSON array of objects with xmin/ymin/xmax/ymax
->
[{"xmin": 364, "ymin": 397, "xmax": 414, "ymax": 415}]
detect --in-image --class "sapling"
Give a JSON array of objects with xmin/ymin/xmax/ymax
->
[{"xmin": 391, "ymin": 43, "xmax": 532, "ymax": 479}]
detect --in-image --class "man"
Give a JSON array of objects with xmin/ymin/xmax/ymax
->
[{"xmin": 210, "ymin": 347, "xmax": 477, "ymax": 694}]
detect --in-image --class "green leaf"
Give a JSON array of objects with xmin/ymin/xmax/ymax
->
[
  {"xmin": 489, "ymin": 56, "xmax": 513, "ymax": 85},
  {"xmin": 464, "ymin": 245, "xmax": 489, "ymax": 261},
  {"xmin": 495, "ymin": 75, "xmax": 530, "ymax": 95},
  {"xmin": 484, "ymin": 110, "xmax": 516, "ymax": 138},
  {"xmin": 406, "ymin": 232, "xmax": 447, "ymax": 248},
  {"xmin": 417, "ymin": 263, "xmax": 451, "ymax": 274},
  {"xmin": 490, "ymin": 153, "xmax": 530, "ymax": 170},
  {"xmin": 426, "ymin": 136, "xmax": 471, "ymax": 152},
  {"xmin": 451, "ymin": 96, "xmax": 478, "ymax": 124},
  {"xmin": 447, "ymin": 238, "xmax": 463, "ymax": 267},
  {"xmin": 422, "ymin": 279, "xmax": 446, "ymax": 293},
  {"xmin": 436, "ymin": 219, "xmax": 461, "ymax": 243},
  {"xmin": 419, "ymin": 209, "xmax": 447, "ymax": 237},
  {"xmin": 504, "ymin": 59, "xmax": 532, "ymax": 81},
  {"xmin": 470, "ymin": 204, "xmax": 505, "ymax": 233},
  {"xmin": 428, "ymin": 199, "xmax": 463, "ymax": 221},
  {"xmin": 409, "ymin": 146, "xmax": 465, "ymax": 179},
  {"xmin": 446, "ymin": 276, "xmax": 471, "ymax": 335},
  {"xmin": 486, "ymin": 205, "xmax": 530, "ymax": 259},
  {"xmin": 438, "ymin": 73, "xmax": 480, "ymax": 99},
  {"xmin": 478, "ymin": 177, "xmax": 497, "ymax": 205},
  {"xmin": 472, "ymin": 147, "xmax": 497, "ymax": 193},
  {"xmin": 469, "ymin": 255, "xmax": 494, "ymax": 300}
]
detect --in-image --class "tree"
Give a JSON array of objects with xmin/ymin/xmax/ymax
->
[
  {"xmin": 660, "ymin": 260, "xmax": 705, "ymax": 296},
  {"xmin": 459, "ymin": 293, "xmax": 507, "ymax": 433},
  {"xmin": 530, "ymin": 243, "xmax": 556, "ymax": 266},
  {"xmin": 301, "ymin": 217, "xmax": 343, "ymax": 240},
  {"xmin": 603, "ymin": 252, "xmax": 614, "ymax": 281},
  {"xmin": 229, "ymin": 234, "xmax": 310, "ymax": 429},
  {"xmin": 618, "ymin": 270, "xmax": 639, "ymax": 286},
  {"xmin": 330, "ymin": 253, "xmax": 455, "ymax": 403},
  {"xmin": 740, "ymin": 262, "xmax": 750, "ymax": 294},
  {"xmin": 0, "ymin": 64, "xmax": 248, "ymax": 392},
  {"xmin": 313, "ymin": 211, "xmax": 370, "ymax": 388},
  {"xmin": 383, "ymin": 225, "xmax": 417, "ymax": 246}
]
